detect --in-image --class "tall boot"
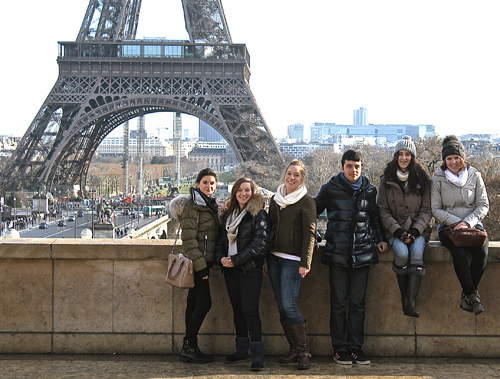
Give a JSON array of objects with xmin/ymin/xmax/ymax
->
[
  {"xmin": 250, "ymin": 341, "xmax": 264, "ymax": 371},
  {"xmin": 225, "ymin": 337, "xmax": 250, "ymax": 363},
  {"xmin": 392, "ymin": 263, "xmax": 408, "ymax": 313},
  {"xmin": 279, "ymin": 319, "xmax": 298, "ymax": 363},
  {"xmin": 404, "ymin": 265, "xmax": 425, "ymax": 318},
  {"xmin": 180, "ymin": 337, "xmax": 213, "ymax": 363},
  {"xmin": 289, "ymin": 320, "xmax": 310, "ymax": 370}
]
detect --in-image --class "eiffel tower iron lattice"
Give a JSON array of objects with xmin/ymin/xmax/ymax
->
[{"xmin": 5, "ymin": 0, "xmax": 283, "ymax": 194}]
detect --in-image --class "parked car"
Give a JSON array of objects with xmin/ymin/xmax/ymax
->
[
  {"xmin": 77, "ymin": 210, "xmax": 84, "ymax": 217},
  {"xmin": 68, "ymin": 216, "xmax": 76, "ymax": 221},
  {"xmin": 39, "ymin": 222, "xmax": 49, "ymax": 229},
  {"xmin": 58, "ymin": 220, "xmax": 66, "ymax": 227}
]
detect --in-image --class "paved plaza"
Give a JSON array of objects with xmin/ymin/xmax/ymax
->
[{"xmin": 1, "ymin": 354, "xmax": 500, "ymax": 378}]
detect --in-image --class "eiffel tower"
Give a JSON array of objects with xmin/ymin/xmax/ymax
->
[{"xmin": 5, "ymin": 0, "xmax": 283, "ymax": 194}]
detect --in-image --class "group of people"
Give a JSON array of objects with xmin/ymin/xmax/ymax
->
[{"xmin": 168, "ymin": 134, "xmax": 490, "ymax": 369}]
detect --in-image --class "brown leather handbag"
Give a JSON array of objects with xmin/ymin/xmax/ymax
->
[
  {"xmin": 441, "ymin": 223, "xmax": 487, "ymax": 248},
  {"xmin": 165, "ymin": 225, "xmax": 195, "ymax": 289}
]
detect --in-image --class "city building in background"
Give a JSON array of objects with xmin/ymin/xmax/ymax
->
[
  {"xmin": 287, "ymin": 123, "xmax": 304, "ymax": 140},
  {"xmin": 353, "ymin": 107, "xmax": 367, "ymax": 126},
  {"xmin": 199, "ymin": 120, "xmax": 224, "ymax": 142}
]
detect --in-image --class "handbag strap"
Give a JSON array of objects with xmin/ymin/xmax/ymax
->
[{"xmin": 172, "ymin": 224, "xmax": 181, "ymax": 254}]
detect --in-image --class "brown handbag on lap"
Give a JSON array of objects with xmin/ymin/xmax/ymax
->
[
  {"xmin": 441, "ymin": 223, "xmax": 487, "ymax": 248},
  {"xmin": 165, "ymin": 225, "xmax": 195, "ymax": 289}
]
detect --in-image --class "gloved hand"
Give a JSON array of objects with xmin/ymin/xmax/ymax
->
[
  {"xmin": 394, "ymin": 228, "xmax": 408, "ymax": 241},
  {"xmin": 409, "ymin": 228, "xmax": 420, "ymax": 241}
]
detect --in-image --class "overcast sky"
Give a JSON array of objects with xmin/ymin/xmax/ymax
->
[{"xmin": 2, "ymin": 0, "xmax": 499, "ymax": 140}]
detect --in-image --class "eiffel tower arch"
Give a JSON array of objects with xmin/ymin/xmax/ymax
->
[{"xmin": 5, "ymin": 0, "xmax": 283, "ymax": 194}]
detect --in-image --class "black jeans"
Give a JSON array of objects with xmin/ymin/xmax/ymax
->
[
  {"xmin": 224, "ymin": 266, "xmax": 263, "ymax": 342},
  {"xmin": 439, "ymin": 231, "xmax": 489, "ymax": 295},
  {"xmin": 185, "ymin": 272, "xmax": 212, "ymax": 340},
  {"xmin": 329, "ymin": 264, "xmax": 370, "ymax": 352}
]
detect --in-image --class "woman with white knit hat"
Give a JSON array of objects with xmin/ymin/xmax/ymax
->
[{"xmin": 377, "ymin": 136, "xmax": 432, "ymax": 317}]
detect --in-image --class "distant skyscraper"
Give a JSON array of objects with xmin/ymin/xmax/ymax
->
[
  {"xmin": 354, "ymin": 107, "xmax": 367, "ymax": 126},
  {"xmin": 199, "ymin": 120, "xmax": 224, "ymax": 142},
  {"xmin": 287, "ymin": 123, "xmax": 304, "ymax": 140}
]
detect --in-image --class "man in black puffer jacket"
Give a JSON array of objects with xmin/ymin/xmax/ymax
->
[{"xmin": 315, "ymin": 149, "xmax": 388, "ymax": 366}]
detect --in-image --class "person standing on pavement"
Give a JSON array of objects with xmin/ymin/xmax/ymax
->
[
  {"xmin": 377, "ymin": 136, "xmax": 432, "ymax": 318},
  {"xmin": 267, "ymin": 159, "xmax": 317, "ymax": 370},
  {"xmin": 215, "ymin": 177, "xmax": 270, "ymax": 371},
  {"xmin": 169, "ymin": 168, "xmax": 219, "ymax": 363},
  {"xmin": 315, "ymin": 149, "xmax": 388, "ymax": 365}
]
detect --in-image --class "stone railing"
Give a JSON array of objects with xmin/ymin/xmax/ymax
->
[{"xmin": 0, "ymin": 239, "xmax": 499, "ymax": 357}]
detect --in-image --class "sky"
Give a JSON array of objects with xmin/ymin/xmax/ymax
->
[{"xmin": 2, "ymin": 0, "xmax": 500, "ymax": 140}]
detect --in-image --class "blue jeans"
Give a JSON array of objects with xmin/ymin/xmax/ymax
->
[
  {"xmin": 267, "ymin": 254, "xmax": 303, "ymax": 324},
  {"xmin": 388, "ymin": 236, "xmax": 426, "ymax": 267},
  {"xmin": 329, "ymin": 264, "xmax": 370, "ymax": 352}
]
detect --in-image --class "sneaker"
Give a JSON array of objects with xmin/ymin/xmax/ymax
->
[
  {"xmin": 333, "ymin": 351, "xmax": 352, "ymax": 365},
  {"xmin": 460, "ymin": 291, "xmax": 473, "ymax": 313},
  {"xmin": 350, "ymin": 348, "xmax": 370, "ymax": 365},
  {"xmin": 468, "ymin": 290, "xmax": 485, "ymax": 316}
]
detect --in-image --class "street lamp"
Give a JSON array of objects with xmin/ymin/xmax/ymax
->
[{"xmin": 13, "ymin": 197, "xmax": 16, "ymax": 229}]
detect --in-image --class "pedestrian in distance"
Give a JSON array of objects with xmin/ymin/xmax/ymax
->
[
  {"xmin": 431, "ymin": 135, "xmax": 489, "ymax": 315},
  {"xmin": 266, "ymin": 159, "xmax": 317, "ymax": 370},
  {"xmin": 377, "ymin": 136, "xmax": 432, "ymax": 317},
  {"xmin": 215, "ymin": 177, "xmax": 270, "ymax": 371},
  {"xmin": 168, "ymin": 168, "xmax": 220, "ymax": 363},
  {"xmin": 314, "ymin": 149, "xmax": 388, "ymax": 366}
]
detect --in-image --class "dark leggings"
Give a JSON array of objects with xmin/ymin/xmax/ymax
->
[
  {"xmin": 224, "ymin": 267, "xmax": 263, "ymax": 342},
  {"xmin": 439, "ymin": 231, "xmax": 489, "ymax": 295},
  {"xmin": 185, "ymin": 272, "xmax": 212, "ymax": 339}
]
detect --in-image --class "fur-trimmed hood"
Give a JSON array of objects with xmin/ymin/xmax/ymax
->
[
  {"xmin": 221, "ymin": 192, "xmax": 265, "ymax": 221},
  {"xmin": 168, "ymin": 194, "xmax": 190, "ymax": 221}
]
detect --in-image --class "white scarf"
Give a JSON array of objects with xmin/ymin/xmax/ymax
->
[
  {"xmin": 226, "ymin": 208, "xmax": 247, "ymax": 256},
  {"xmin": 445, "ymin": 167, "xmax": 468, "ymax": 187},
  {"xmin": 397, "ymin": 169, "xmax": 409, "ymax": 182},
  {"xmin": 273, "ymin": 183, "xmax": 308, "ymax": 209}
]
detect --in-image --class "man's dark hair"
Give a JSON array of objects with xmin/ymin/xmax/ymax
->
[{"xmin": 341, "ymin": 149, "xmax": 363, "ymax": 166}]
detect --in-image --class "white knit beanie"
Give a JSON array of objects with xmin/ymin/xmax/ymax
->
[{"xmin": 394, "ymin": 135, "xmax": 417, "ymax": 157}]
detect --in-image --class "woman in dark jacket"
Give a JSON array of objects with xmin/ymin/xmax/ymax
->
[
  {"xmin": 377, "ymin": 136, "xmax": 431, "ymax": 317},
  {"xmin": 215, "ymin": 177, "xmax": 270, "ymax": 371},
  {"xmin": 267, "ymin": 159, "xmax": 316, "ymax": 370}
]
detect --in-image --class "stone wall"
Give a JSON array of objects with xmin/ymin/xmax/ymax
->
[{"xmin": 1, "ymin": 238, "xmax": 499, "ymax": 357}]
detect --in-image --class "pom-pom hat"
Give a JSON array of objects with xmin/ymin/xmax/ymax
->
[
  {"xmin": 394, "ymin": 135, "xmax": 417, "ymax": 157},
  {"xmin": 441, "ymin": 135, "xmax": 465, "ymax": 160}
]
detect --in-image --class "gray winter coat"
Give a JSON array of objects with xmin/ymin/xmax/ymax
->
[{"xmin": 431, "ymin": 165, "xmax": 489, "ymax": 227}]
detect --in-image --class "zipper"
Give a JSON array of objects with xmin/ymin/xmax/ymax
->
[{"xmin": 204, "ymin": 234, "xmax": 207, "ymax": 256}]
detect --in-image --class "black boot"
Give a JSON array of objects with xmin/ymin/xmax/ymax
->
[
  {"xmin": 279, "ymin": 319, "xmax": 298, "ymax": 363},
  {"xmin": 180, "ymin": 337, "xmax": 214, "ymax": 363},
  {"xmin": 250, "ymin": 341, "xmax": 264, "ymax": 371},
  {"xmin": 289, "ymin": 320, "xmax": 310, "ymax": 370},
  {"xmin": 225, "ymin": 337, "xmax": 249, "ymax": 363},
  {"xmin": 392, "ymin": 263, "xmax": 408, "ymax": 313},
  {"xmin": 404, "ymin": 265, "xmax": 425, "ymax": 318}
]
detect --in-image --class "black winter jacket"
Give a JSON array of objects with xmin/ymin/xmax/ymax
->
[
  {"xmin": 315, "ymin": 174, "xmax": 386, "ymax": 268},
  {"xmin": 215, "ymin": 194, "xmax": 270, "ymax": 272}
]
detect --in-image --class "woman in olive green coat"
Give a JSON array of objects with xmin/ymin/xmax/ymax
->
[{"xmin": 169, "ymin": 168, "xmax": 219, "ymax": 363}]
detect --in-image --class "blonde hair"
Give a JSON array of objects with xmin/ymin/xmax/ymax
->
[{"xmin": 284, "ymin": 159, "xmax": 306, "ymax": 183}]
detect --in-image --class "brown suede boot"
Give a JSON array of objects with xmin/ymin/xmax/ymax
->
[
  {"xmin": 289, "ymin": 320, "xmax": 310, "ymax": 370},
  {"xmin": 279, "ymin": 319, "xmax": 298, "ymax": 363}
]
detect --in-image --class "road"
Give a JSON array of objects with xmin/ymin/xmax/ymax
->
[{"xmin": 14, "ymin": 211, "xmax": 158, "ymax": 239}]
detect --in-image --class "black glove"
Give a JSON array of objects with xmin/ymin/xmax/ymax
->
[
  {"xmin": 409, "ymin": 228, "xmax": 420, "ymax": 240},
  {"xmin": 196, "ymin": 267, "xmax": 209, "ymax": 279},
  {"xmin": 394, "ymin": 228, "xmax": 408, "ymax": 241}
]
